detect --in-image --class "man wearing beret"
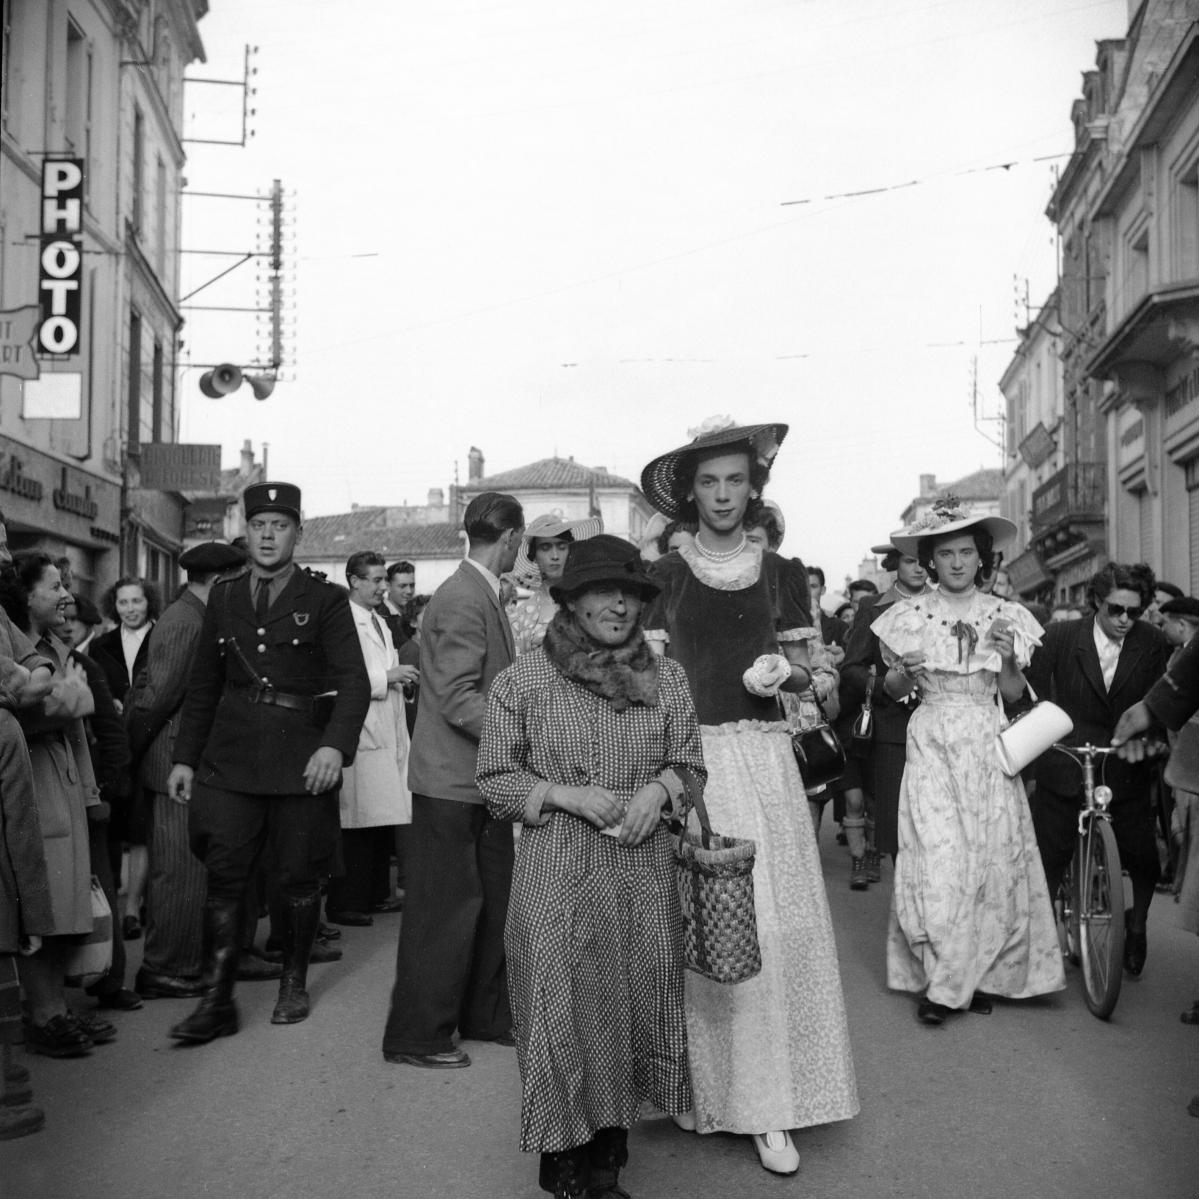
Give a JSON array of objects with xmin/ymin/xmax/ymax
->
[
  {"xmin": 166, "ymin": 484, "xmax": 371, "ymax": 1040},
  {"xmin": 126, "ymin": 540, "xmax": 259, "ymax": 1000}
]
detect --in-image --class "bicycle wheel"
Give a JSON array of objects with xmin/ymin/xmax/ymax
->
[{"xmin": 1077, "ymin": 819, "xmax": 1125, "ymax": 1020}]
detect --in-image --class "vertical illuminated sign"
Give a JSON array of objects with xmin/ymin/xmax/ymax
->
[{"xmin": 39, "ymin": 158, "xmax": 84, "ymax": 356}]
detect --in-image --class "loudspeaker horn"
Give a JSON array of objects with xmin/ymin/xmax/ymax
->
[
  {"xmin": 198, "ymin": 363, "xmax": 243, "ymax": 398},
  {"xmin": 247, "ymin": 373, "xmax": 276, "ymax": 401}
]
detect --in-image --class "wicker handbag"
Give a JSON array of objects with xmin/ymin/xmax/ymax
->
[{"xmin": 674, "ymin": 780, "xmax": 762, "ymax": 985}]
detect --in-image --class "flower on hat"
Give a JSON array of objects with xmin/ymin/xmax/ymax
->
[
  {"xmin": 907, "ymin": 493, "xmax": 971, "ymax": 534},
  {"xmin": 686, "ymin": 414, "xmax": 736, "ymax": 440}
]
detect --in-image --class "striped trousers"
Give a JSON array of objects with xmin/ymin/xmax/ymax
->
[{"xmin": 142, "ymin": 790, "xmax": 206, "ymax": 978}]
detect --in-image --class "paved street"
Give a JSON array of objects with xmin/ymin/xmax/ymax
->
[{"xmin": 5, "ymin": 822, "xmax": 1199, "ymax": 1199}]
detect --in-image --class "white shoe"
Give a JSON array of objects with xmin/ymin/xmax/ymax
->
[
  {"xmin": 752, "ymin": 1130, "xmax": 799, "ymax": 1174},
  {"xmin": 671, "ymin": 1109, "xmax": 697, "ymax": 1132}
]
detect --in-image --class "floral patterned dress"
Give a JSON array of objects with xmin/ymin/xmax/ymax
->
[{"xmin": 871, "ymin": 591, "xmax": 1065, "ymax": 1008}]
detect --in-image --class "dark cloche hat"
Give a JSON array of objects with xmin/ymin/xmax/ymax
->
[
  {"xmin": 640, "ymin": 416, "xmax": 788, "ymax": 518},
  {"xmin": 179, "ymin": 541, "xmax": 247, "ymax": 573},
  {"xmin": 1160, "ymin": 597, "xmax": 1199, "ymax": 620},
  {"xmin": 549, "ymin": 534, "xmax": 660, "ymax": 603},
  {"xmin": 243, "ymin": 481, "xmax": 302, "ymax": 521}
]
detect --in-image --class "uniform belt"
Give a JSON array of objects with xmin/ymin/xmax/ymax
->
[{"xmin": 232, "ymin": 682, "xmax": 314, "ymax": 712}]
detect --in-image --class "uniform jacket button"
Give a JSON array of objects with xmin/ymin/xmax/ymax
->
[
  {"xmin": 257, "ymin": 643, "xmax": 267, "ymax": 653},
  {"xmin": 257, "ymin": 627, "xmax": 266, "ymax": 635}
]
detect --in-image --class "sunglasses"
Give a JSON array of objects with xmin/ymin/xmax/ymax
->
[{"xmin": 1104, "ymin": 601, "xmax": 1144, "ymax": 621}]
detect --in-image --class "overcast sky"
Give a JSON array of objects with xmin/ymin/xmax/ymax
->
[{"xmin": 177, "ymin": 0, "xmax": 1131, "ymax": 587}]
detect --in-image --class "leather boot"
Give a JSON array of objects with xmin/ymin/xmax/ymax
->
[
  {"xmin": 538, "ymin": 1146, "xmax": 590, "ymax": 1198},
  {"xmin": 271, "ymin": 892, "xmax": 320, "ymax": 1024},
  {"xmin": 169, "ymin": 897, "xmax": 242, "ymax": 1043},
  {"xmin": 587, "ymin": 1128, "xmax": 630, "ymax": 1198}
]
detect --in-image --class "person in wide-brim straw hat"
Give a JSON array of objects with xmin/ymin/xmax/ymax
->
[
  {"xmin": 508, "ymin": 514, "xmax": 603, "ymax": 655},
  {"xmin": 637, "ymin": 416, "xmax": 859, "ymax": 1176}
]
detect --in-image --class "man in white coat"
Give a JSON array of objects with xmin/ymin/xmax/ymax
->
[{"xmin": 325, "ymin": 551, "xmax": 417, "ymax": 925}]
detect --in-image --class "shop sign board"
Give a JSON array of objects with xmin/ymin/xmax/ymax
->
[
  {"xmin": 39, "ymin": 159, "xmax": 84, "ymax": 356},
  {"xmin": 0, "ymin": 306, "xmax": 40, "ymax": 380},
  {"xmin": 0, "ymin": 434, "xmax": 120, "ymax": 545},
  {"xmin": 139, "ymin": 443, "xmax": 222, "ymax": 492}
]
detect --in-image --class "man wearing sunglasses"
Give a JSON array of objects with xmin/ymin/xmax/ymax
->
[{"xmin": 1025, "ymin": 562, "xmax": 1170, "ymax": 978}]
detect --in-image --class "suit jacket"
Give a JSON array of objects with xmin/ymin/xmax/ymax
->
[
  {"xmin": 126, "ymin": 589, "xmax": 206, "ymax": 794},
  {"xmin": 89, "ymin": 624, "xmax": 151, "ymax": 704},
  {"xmin": 839, "ymin": 591, "xmax": 914, "ymax": 745},
  {"xmin": 1025, "ymin": 614, "xmax": 1169, "ymax": 799},
  {"xmin": 172, "ymin": 567, "xmax": 371, "ymax": 795},
  {"xmin": 407, "ymin": 561, "xmax": 515, "ymax": 804}
]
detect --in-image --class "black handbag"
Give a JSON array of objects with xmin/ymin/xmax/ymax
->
[
  {"xmin": 790, "ymin": 691, "xmax": 847, "ymax": 788},
  {"xmin": 849, "ymin": 666, "xmax": 876, "ymax": 760}
]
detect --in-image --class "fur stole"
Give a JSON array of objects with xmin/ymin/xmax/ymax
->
[{"xmin": 542, "ymin": 611, "xmax": 660, "ymax": 711}]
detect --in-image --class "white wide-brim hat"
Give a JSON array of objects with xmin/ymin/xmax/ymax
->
[{"xmin": 889, "ymin": 501, "xmax": 1016, "ymax": 558}]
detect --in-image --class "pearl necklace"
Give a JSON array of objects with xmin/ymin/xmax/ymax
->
[
  {"xmin": 894, "ymin": 583, "xmax": 925, "ymax": 599},
  {"xmin": 693, "ymin": 532, "xmax": 747, "ymax": 562}
]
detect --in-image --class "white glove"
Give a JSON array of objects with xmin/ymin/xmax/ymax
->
[{"xmin": 742, "ymin": 653, "xmax": 792, "ymax": 697}]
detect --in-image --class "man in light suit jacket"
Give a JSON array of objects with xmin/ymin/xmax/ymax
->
[
  {"xmin": 382, "ymin": 491, "xmax": 524, "ymax": 1069},
  {"xmin": 1024, "ymin": 563, "xmax": 1170, "ymax": 977},
  {"xmin": 125, "ymin": 542, "xmax": 248, "ymax": 999}
]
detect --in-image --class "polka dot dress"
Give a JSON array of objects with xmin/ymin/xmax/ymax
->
[{"xmin": 478, "ymin": 651, "xmax": 704, "ymax": 1154}]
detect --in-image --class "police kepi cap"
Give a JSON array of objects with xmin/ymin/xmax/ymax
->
[
  {"xmin": 244, "ymin": 481, "xmax": 302, "ymax": 521},
  {"xmin": 179, "ymin": 541, "xmax": 247, "ymax": 573}
]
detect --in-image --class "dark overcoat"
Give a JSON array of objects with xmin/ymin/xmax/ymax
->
[
  {"xmin": 89, "ymin": 624, "xmax": 151, "ymax": 705},
  {"xmin": 172, "ymin": 568, "xmax": 370, "ymax": 795}
]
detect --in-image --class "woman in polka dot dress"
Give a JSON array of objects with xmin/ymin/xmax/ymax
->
[{"xmin": 478, "ymin": 535, "xmax": 705, "ymax": 1199}]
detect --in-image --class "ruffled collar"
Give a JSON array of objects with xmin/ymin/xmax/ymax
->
[
  {"xmin": 677, "ymin": 539, "xmax": 763, "ymax": 590},
  {"xmin": 541, "ymin": 611, "xmax": 660, "ymax": 710}
]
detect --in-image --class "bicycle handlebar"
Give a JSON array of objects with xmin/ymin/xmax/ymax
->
[{"xmin": 1051, "ymin": 742, "xmax": 1119, "ymax": 762}]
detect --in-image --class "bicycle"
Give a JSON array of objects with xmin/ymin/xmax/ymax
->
[{"xmin": 1051, "ymin": 742, "xmax": 1124, "ymax": 1021}]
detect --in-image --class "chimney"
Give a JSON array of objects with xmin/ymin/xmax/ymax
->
[
  {"xmin": 240, "ymin": 439, "xmax": 255, "ymax": 476},
  {"xmin": 427, "ymin": 487, "xmax": 444, "ymax": 508},
  {"xmin": 919, "ymin": 473, "xmax": 937, "ymax": 497},
  {"xmin": 468, "ymin": 447, "xmax": 484, "ymax": 482}
]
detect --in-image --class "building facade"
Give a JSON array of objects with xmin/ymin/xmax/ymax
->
[
  {"xmin": 1088, "ymin": 12, "xmax": 1199, "ymax": 594},
  {"xmin": 999, "ymin": 292, "xmax": 1069, "ymax": 600},
  {"xmin": 0, "ymin": 0, "xmax": 206, "ymax": 598}
]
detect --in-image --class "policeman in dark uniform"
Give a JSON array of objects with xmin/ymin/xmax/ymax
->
[{"xmin": 166, "ymin": 482, "xmax": 370, "ymax": 1042}]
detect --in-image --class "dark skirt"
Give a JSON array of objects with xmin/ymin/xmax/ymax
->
[{"xmin": 871, "ymin": 741, "xmax": 908, "ymax": 858}]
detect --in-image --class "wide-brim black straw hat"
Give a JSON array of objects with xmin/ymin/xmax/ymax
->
[
  {"xmin": 549, "ymin": 534, "xmax": 660, "ymax": 603},
  {"xmin": 640, "ymin": 417, "xmax": 789, "ymax": 517}
]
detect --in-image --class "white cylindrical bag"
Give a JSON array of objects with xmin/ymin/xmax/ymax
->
[{"xmin": 995, "ymin": 684, "xmax": 1074, "ymax": 777}]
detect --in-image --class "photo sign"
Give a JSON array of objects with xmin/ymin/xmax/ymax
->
[{"xmin": 39, "ymin": 158, "xmax": 84, "ymax": 356}]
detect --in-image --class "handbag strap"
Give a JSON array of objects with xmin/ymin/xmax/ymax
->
[{"xmin": 678, "ymin": 771, "xmax": 715, "ymax": 850}]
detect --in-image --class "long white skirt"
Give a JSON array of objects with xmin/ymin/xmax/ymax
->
[{"xmin": 685, "ymin": 721, "xmax": 859, "ymax": 1134}]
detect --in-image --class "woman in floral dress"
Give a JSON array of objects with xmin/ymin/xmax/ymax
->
[{"xmin": 871, "ymin": 501, "xmax": 1065, "ymax": 1025}]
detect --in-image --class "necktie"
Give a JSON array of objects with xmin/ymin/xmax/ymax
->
[
  {"xmin": 255, "ymin": 578, "xmax": 271, "ymax": 625},
  {"xmin": 371, "ymin": 613, "xmax": 387, "ymax": 647}
]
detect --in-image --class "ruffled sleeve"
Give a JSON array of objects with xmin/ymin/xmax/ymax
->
[
  {"xmin": 870, "ymin": 598, "xmax": 926, "ymax": 667},
  {"xmin": 776, "ymin": 554, "xmax": 814, "ymax": 641},
  {"xmin": 1000, "ymin": 600, "xmax": 1043, "ymax": 670}
]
